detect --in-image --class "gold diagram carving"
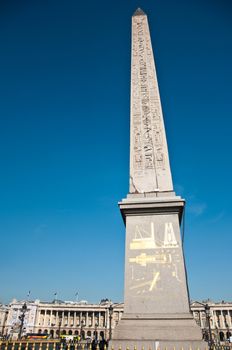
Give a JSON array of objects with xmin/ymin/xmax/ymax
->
[{"xmin": 129, "ymin": 222, "xmax": 181, "ymax": 294}]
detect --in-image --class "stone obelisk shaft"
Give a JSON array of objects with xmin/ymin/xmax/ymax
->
[
  {"xmin": 130, "ymin": 9, "xmax": 173, "ymax": 194},
  {"xmin": 111, "ymin": 9, "xmax": 205, "ymax": 349}
]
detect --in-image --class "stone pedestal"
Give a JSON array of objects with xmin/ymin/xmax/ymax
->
[
  {"xmin": 112, "ymin": 316, "xmax": 205, "ymax": 350},
  {"xmin": 110, "ymin": 195, "xmax": 206, "ymax": 350}
]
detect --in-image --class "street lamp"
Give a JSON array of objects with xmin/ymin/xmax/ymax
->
[
  {"xmin": 214, "ymin": 325, "xmax": 220, "ymax": 345},
  {"xmin": 58, "ymin": 317, "xmax": 62, "ymax": 339},
  {"xmin": 193, "ymin": 301, "xmax": 214, "ymax": 349},
  {"xmin": 225, "ymin": 321, "xmax": 230, "ymax": 341},
  {"xmin": 18, "ymin": 303, "xmax": 28, "ymax": 340},
  {"xmin": 80, "ymin": 320, "xmax": 84, "ymax": 340},
  {"xmin": 109, "ymin": 305, "xmax": 113, "ymax": 341},
  {"xmin": 94, "ymin": 322, "xmax": 98, "ymax": 340},
  {"xmin": 205, "ymin": 304, "xmax": 213, "ymax": 349}
]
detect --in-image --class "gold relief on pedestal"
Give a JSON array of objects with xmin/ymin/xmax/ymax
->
[{"xmin": 128, "ymin": 222, "xmax": 181, "ymax": 295}]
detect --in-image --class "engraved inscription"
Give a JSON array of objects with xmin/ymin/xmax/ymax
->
[{"xmin": 130, "ymin": 12, "xmax": 173, "ymax": 193}]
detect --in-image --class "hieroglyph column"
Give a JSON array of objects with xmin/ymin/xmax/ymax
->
[{"xmin": 130, "ymin": 9, "xmax": 173, "ymax": 194}]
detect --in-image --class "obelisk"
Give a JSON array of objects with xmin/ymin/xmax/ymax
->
[{"xmin": 110, "ymin": 9, "xmax": 205, "ymax": 350}]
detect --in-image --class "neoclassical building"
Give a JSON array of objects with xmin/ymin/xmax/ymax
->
[
  {"xmin": 1, "ymin": 299, "xmax": 232, "ymax": 343},
  {"xmin": 32, "ymin": 299, "xmax": 123, "ymax": 339},
  {"xmin": 191, "ymin": 301, "xmax": 232, "ymax": 343},
  {"xmin": 0, "ymin": 304, "xmax": 9, "ymax": 336},
  {"xmin": 2, "ymin": 299, "xmax": 123, "ymax": 340}
]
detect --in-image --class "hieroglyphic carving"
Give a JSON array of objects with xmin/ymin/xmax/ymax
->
[{"xmin": 130, "ymin": 12, "xmax": 173, "ymax": 193}]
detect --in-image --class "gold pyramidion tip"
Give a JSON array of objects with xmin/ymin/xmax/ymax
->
[{"xmin": 133, "ymin": 8, "xmax": 146, "ymax": 16}]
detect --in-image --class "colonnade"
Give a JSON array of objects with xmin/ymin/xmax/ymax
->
[
  {"xmin": 2, "ymin": 300, "xmax": 232, "ymax": 343},
  {"xmin": 33, "ymin": 306, "xmax": 123, "ymax": 339},
  {"xmin": 191, "ymin": 304, "xmax": 232, "ymax": 342}
]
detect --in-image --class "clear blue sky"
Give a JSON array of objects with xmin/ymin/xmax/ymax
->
[{"xmin": 0, "ymin": 0, "xmax": 232, "ymax": 305}]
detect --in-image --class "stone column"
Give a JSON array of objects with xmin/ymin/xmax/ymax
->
[
  {"xmin": 227, "ymin": 311, "xmax": 231, "ymax": 327},
  {"xmin": 51, "ymin": 310, "xmax": 55, "ymax": 325},
  {"xmin": 211, "ymin": 310, "xmax": 215, "ymax": 328},
  {"xmin": 221, "ymin": 311, "xmax": 225, "ymax": 329},
  {"xmin": 106, "ymin": 309, "xmax": 109, "ymax": 339},
  {"xmin": 37, "ymin": 310, "xmax": 41, "ymax": 328},
  {"xmin": 44, "ymin": 310, "xmax": 47, "ymax": 326},
  {"xmin": 106, "ymin": 310, "xmax": 109, "ymax": 329},
  {"xmin": 62, "ymin": 312, "xmax": 64, "ymax": 327},
  {"xmin": 198, "ymin": 311, "xmax": 202, "ymax": 328}
]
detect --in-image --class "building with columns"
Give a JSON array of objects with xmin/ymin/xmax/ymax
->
[
  {"xmin": 3, "ymin": 299, "xmax": 38, "ymax": 339},
  {"xmin": 33, "ymin": 299, "xmax": 123, "ymax": 339},
  {"xmin": 191, "ymin": 301, "xmax": 232, "ymax": 343},
  {"xmin": 0, "ymin": 304, "xmax": 9, "ymax": 336},
  {"xmin": 2, "ymin": 299, "xmax": 123, "ymax": 340},
  {"xmin": 1, "ymin": 299, "xmax": 231, "ymax": 343}
]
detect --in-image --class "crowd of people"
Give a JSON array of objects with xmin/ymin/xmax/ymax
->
[{"xmin": 60, "ymin": 335, "xmax": 108, "ymax": 350}]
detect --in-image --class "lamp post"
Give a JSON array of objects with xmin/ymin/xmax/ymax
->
[
  {"xmin": 58, "ymin": 317, "xmax": 62, "ymax": 339},
  {"xmin": 205, "ymin": 304, "xmax": 213, "ymax": 350},
  {"xmin": 94, "ymin": 322, "xmax": 98, "ymax": 340},
  {"xmin": 195, "ymin": 301, "xmax": 213, "ymax": 349},
  {"xmin": 214, "ymin": 325, "xmax": 219, "ymax": 345},
  {"xmin": 18, "ymin": 303, "xmax": 28, "ymax": 340},
  {"xmin": 225, "ymin": 321, "xmax": 230, "ymax": 341},
  {"xmin": 108, "ymin": 305, "xmax": 113, "ymax": 341},
  {"xmin": 80, "ymin": 320, "xmax": 84, "ymax": 340}
]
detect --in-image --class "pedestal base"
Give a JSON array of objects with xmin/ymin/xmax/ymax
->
[
  {"xmin": 110, "ymin": 340, "xmax": 207, "ymax": 350},
  {"xmin": 110, "ymin": 313, "xmax": 207, "ymax": 350}
]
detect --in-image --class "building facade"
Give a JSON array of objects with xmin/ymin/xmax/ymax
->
[
  {"xmin": 3, "ymin": 299, "xmax": 38, "ymax": 340},
  {"xmin": 2, "ymin": 299, "xmax": 123, "ymax": 340},
  {"xmin": 1, "ymin": 299, "xmax": 231, "ymax": 343},
  {"xmin": 0, "ymin": 304, "xmax": 9, "ymax": 336},
  {"xmin": 32, "ymin": 300, "xmax": 123, "ymax": 340},
  {"xmin": 191, "ymin": 301, "xmax": 232, "ymax": 343}
]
